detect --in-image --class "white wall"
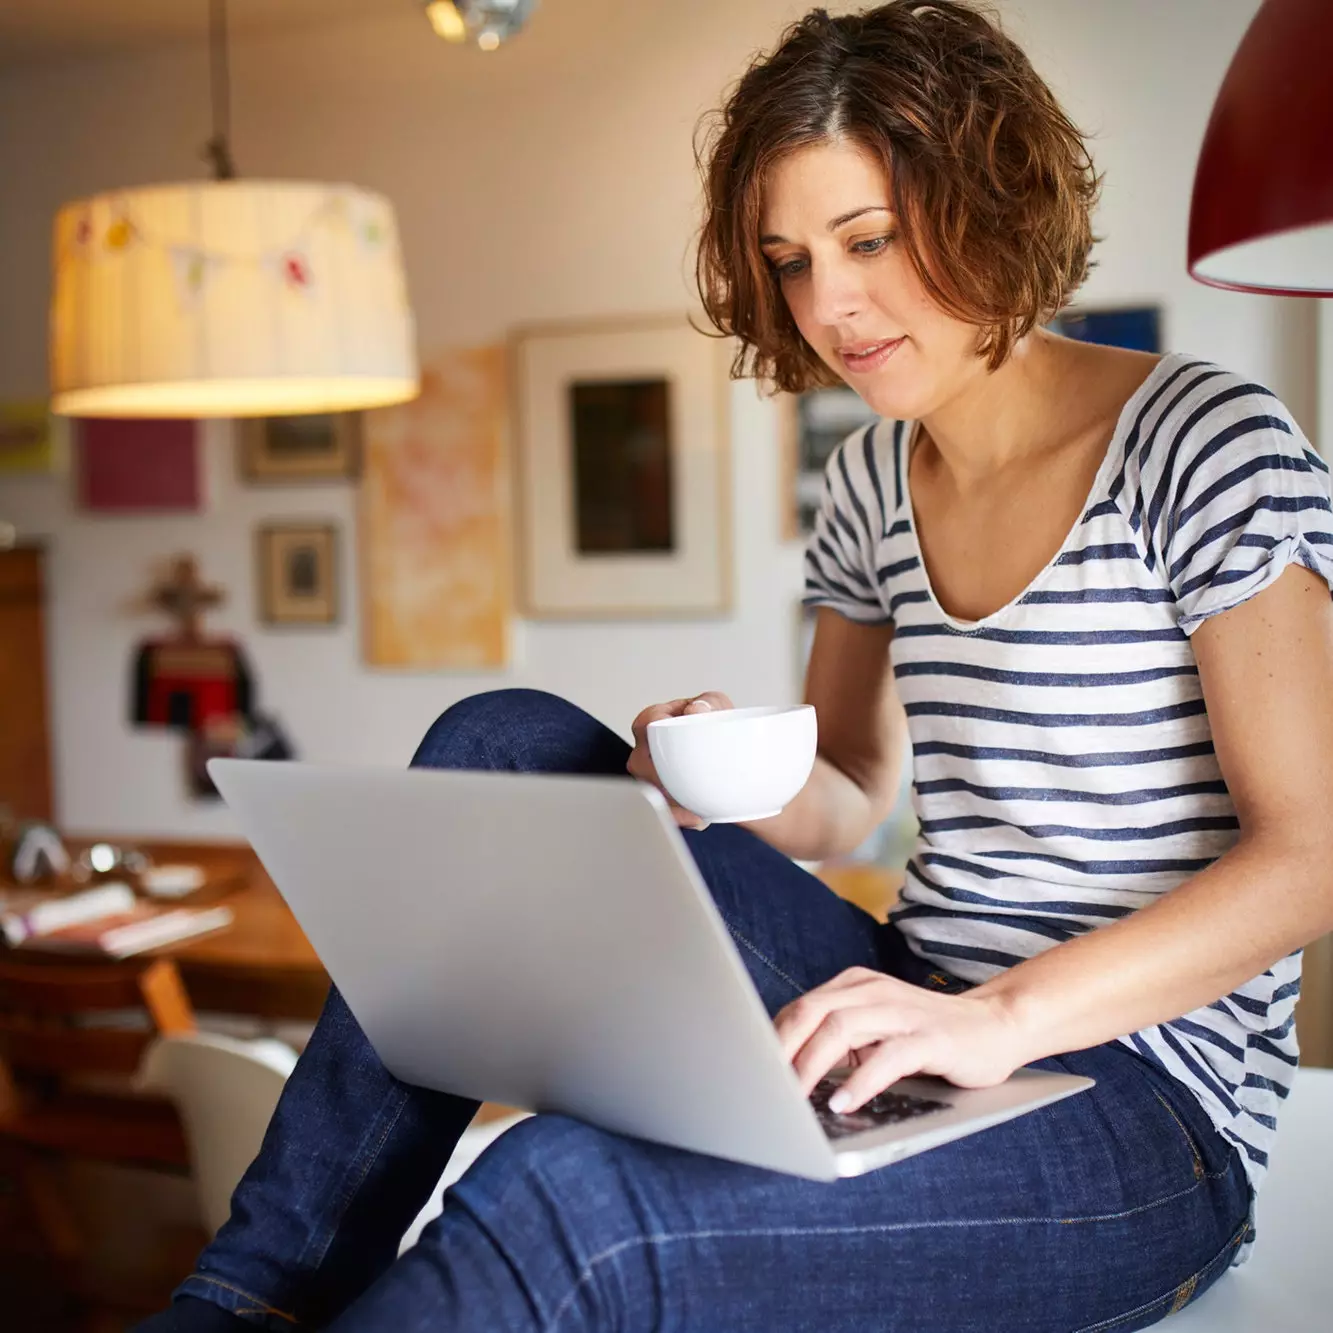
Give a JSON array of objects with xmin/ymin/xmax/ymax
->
[{"xmin": 1, "ymin": 0, "xmax": 1310, "ymax": 839}]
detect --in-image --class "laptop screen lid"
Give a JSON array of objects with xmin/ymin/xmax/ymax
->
[{"xmin": 207, "ymin": 758, "xmax": 841, "ymax": 1179}]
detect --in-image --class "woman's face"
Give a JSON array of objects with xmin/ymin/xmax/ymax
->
[{"xmin": 759, "ymin": 138, "xmax": 986, "ymax": 420}]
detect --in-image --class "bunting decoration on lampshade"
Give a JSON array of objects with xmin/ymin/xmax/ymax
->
[{"xmin": 49, "ymin": 181, "xmax": 419, "ymax": 418}]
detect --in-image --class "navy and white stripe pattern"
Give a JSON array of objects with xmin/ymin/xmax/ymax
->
[{"xmin": 804, "ymin": 353, "xmax": 1333, "ymax": 1197}]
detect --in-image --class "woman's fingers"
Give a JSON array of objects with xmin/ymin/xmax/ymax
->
[
  {"xmin": 683, "ymin": 691, "xmax": 734, "ymax": 714},
  {"xmin": 787, "ymin": 1006, "xmax": 889, "ymax": 1094},
  {"xmin": 627, "ymin": 699, "xmax": 688, "ymax": 789},
  {"xmin": 628, "ymin": 693, "xmax": 734, "ymax": 831},
  {"xmin": 775, "ymin": 981, "xmax": 1022, "ymax": 1111},
  {"xmin": 630, "ymin": 699, "xmax": 690, "ymax": 749},
  {"xmin": 826, "ymin": 1036, "xmax": 935, "ymax": 1113},
  {"xmin": 811, "ymin": 966, "xmax": 887, "ymax": 993},
  {"xmin": 773, "ymin": 969, "xmax": 902, "ymax": 1060}
]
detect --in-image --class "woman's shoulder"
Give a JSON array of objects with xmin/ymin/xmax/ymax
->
[
  {"xmin": 1118, "ymin": 352, "xmax": 1319, "ymax": 484},
  {"xmin": 1106, "ymin": 353, "xmax": 1333, "ymax": 624},
  {"xmin": 820, "ymin": 416, "xmax": 908, "ymax": 535},
  {"xmin": 804, "ymin": 417, "xmax": 906, "ymax": 623}
]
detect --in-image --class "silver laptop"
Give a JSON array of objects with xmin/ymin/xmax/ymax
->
[{"xmin": 208, "ymin": 759, "xmax": 1091, "ymax": 1180}]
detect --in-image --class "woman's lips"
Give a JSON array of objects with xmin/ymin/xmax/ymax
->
[{"xmin": 837, "ymin": 337, "xmax": 905, "ymax": 374}]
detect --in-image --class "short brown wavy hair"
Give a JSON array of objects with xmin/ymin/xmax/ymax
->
[{"xmin": 695, "ymin": 0, "xmax": 1101, "ymax": 390}]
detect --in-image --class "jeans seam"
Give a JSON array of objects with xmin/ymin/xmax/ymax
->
[
  {"xmin": 1070, "ymin": 1215, "xmax": 1251, "ymax": 1333},
  {"xmin": 182, "ymin": 1275, "xmax": 301, "ymax": 1326},
  {"xmin": 724, "ymin": 925, "xmax": 805, "ymax": 1000},
  {"xmin": 303, "ymin": 1084, "xmax": 411, "ymax": 1268},
  {"xmin": 1151, "ymin": 1089, "xmax": 1206, "ymax": 1179},
  {"xmin": 542, "ymin": 1171, "xmax": 1237, "ymax": 1331}
]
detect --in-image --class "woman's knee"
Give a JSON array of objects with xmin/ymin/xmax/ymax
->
[
  {"xmin": 410, "ymin": 689, "xmax": 628, "ymax": 777},
  {"xmin": 465, "ymin": 1112, "xmax": 607, "ymax": 1190},
  {"xmin": 440, "ymin": 1115, "xmax": 667, "ymax": 1323}
]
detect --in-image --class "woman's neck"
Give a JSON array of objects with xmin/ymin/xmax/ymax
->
[{"xmin": 915, "ymin": 331, "xmax": 1077, "ymax": 490}]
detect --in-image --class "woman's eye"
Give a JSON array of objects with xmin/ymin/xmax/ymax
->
[{"xmin": 771, "ymin": 235, "xmax": 894, "ymax": 279}]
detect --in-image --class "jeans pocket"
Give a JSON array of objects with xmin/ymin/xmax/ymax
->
[{"xmin": 1151, "ymin": 1089, "xmax": 1207, "ymax": 1181}]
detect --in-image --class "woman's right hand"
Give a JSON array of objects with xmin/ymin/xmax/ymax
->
[{"xmin": 628, "ymin": 692, "xmax": 734, "ymax": 829}]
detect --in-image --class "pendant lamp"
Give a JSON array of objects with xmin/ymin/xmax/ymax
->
[
  {"xmin": 1188, "ymin": 0, "xmax": 1333, "ymax": 296},
  {"xmin": 48, "ymin": 0, "xmax": 419, "ymax": 418}
]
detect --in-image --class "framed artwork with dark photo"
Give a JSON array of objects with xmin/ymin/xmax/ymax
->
[
  {"xmin": 512, "ymin": 314, "xmax": 731, "ymax": 618},
  {"xmin": 257, "ymin": 522, "xmax": 339, "ymax": 625},
  {"xmin": 1052, "ymin": 304, "xmax": 1162, "ymax": 353},
  {"xmin": 779, "ymin": 385, "xmax": 879, "ymax": 541},
  {"xmin": 239, "ymin": 413, "xmax": 361, "ymax": 483}
]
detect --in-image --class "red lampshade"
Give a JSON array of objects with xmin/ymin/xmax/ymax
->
[{"xmin": 1188, "ymin": 0, "xmax": 1333, "ymax": 296}]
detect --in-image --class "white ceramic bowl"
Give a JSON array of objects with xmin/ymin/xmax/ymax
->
[{"xmin": 646, "ymin": 704, "xmax": 818, "ymax": 823}]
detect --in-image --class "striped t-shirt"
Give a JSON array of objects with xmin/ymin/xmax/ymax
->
[{"xmin": 803, "ymin": 351, "xmax": 1333, "ymax": 1203}]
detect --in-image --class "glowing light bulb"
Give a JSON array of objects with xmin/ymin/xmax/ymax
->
[
  {"xmin": 89, "ymin": 843, "xmax": 117, "ymax": 874},
  {"xmin": 423, "ymin": 1, "xmax": 538, "ymax": 52},
  {"xmin": 425, "ymin": 1, "xmax": 468, "ymax": 42}
]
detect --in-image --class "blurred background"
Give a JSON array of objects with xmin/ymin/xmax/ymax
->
[
  {"xmin": 1, "ymin": 0, "xmax": 1324, "ymax": 840},
  {"xmin": 0, "ymin": 1, "xmax": 1330, "ymax": 1325}
]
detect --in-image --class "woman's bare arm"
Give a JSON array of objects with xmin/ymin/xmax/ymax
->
[
  {"xmin": 971, "ymin": 562, "xmax": 1333, "ymax": 1057},
  {"xmin": 774, "ymin": 566, "xmax": 1333, "ymax": 1109},
  {"xmin": 742, "ymin": 608, "xmax": 906, "ymax": 863}
]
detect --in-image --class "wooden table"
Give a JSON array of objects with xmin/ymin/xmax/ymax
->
[
  {"xmin": 164, "ymin": 875, "xmax": 330, "ymax": 1021},
  {"xmin": 1, "ymin": 839, "xmax": 331, "ymax": 1021}
]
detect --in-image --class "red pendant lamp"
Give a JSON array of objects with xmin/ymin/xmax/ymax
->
[{"xmin": 1188, "ymin": 0, "xmax": 1333, "ymax": 296}]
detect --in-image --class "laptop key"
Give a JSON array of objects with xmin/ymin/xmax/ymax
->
[{"xmin": 810, "ymin": 1076, "xmax": 953, "ymax": 1140}]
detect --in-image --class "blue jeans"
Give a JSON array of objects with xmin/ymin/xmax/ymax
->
[{"xmin": 143, "ymin": 689, "xmax": 1252, "ymax": 1332}]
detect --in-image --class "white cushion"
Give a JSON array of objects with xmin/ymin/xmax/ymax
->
[
  {"xmin": 400, "ymin": 1111, "xmax": 533, "ymax": 1254},
  {"xmin": 1164, "ymin": 1067, "xmax": 1333, "ymax": 1329}
]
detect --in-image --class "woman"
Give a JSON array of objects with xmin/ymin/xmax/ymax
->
[{"xmin": 142, "ymin": 3, "xmax": 1333, "ymax": 1330}]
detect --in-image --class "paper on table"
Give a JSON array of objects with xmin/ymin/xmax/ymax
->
[
  {"xmin": 0, "ymin": 882, "xmax": 137, "ymax": 947},
  {"xmin": 20, "ymin": 904, "xmax": 235, "ymax": 959}
]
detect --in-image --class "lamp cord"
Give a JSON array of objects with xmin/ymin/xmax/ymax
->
[{"xmin": 202, "ymin": 0, "xmax": 237, "ymax": 180}]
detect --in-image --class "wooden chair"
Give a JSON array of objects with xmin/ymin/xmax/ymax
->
[{"xmin": 0, "ymin": 954, "xmax": 199, "ymax": 1315}]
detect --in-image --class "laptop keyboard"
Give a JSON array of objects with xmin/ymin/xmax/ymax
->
[{"xmin": 810, "ymin": 1076, "xmax": 953, "ymax": 1141}]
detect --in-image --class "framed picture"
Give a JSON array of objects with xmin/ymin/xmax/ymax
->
[
  {"xmin": 238, "ymin": 413, "xmax": 360, "ymax": 483},
  {"xmin": 779, "ymin": 385, "xmax": 878, "ymax": 541},
  {"xmin": 257, "ymin": 522, "xmax": 339, "ymax": 625},
  {"xmin": 77, "ymin": 417, "xmax": 200, "ymax": 511},
  {"xmin": 511, "ymin": 314, "xmax": 731, "ymax": 618},
  {"xmin": 1052, "ymin": 304, "xmax": 1162, "ymax": 353},
  {"xmin": 0, "ymin": 400, "xmax": 60, "ymax": 475}
]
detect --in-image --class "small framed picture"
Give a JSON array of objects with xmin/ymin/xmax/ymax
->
[
  {"xmin": 257, "ymin": 522, "xmax": 339, "ymax": 625},
  {"xmin": 0, "ymin": 399, "xmax": 61, "ymax": 475},
  {"xmin": 238, "ymin": 413, "xmax": 361, "ymax": 483},
  {"xmin": 779, "ymin": 386, "xmax": 878, "ymax": 541}
]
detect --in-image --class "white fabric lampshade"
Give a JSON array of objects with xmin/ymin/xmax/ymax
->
[{"xmin": 50, "ymin": 180, "xmax": 420, "ymax": 418}]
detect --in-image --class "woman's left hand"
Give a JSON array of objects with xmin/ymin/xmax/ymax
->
[{"xmin": 773, "ymin": 967, "xmax": 1031, "ymax": 1112}]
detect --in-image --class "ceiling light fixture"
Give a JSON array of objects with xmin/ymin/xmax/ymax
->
[
  {"xmin": 48, "ymin": 0, "xmax": 420, "ymax": 419},
  {"xmin": 422, "ymin": 0, "xmax": 538, "ymax": 52}
]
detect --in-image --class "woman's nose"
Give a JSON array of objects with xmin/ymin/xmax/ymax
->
[{"xmin": 808, "ymin": 259, "xmax": 869, "ymax": 327}]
